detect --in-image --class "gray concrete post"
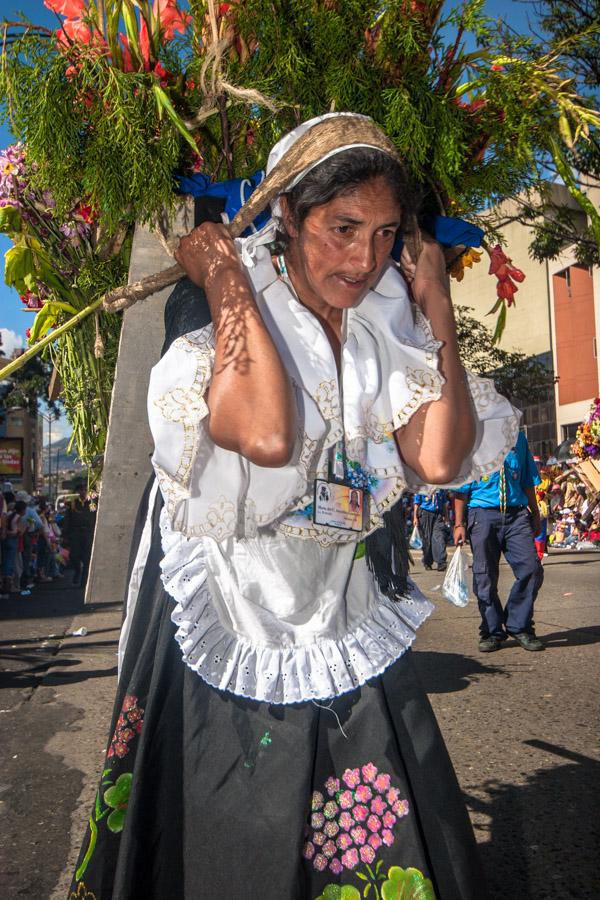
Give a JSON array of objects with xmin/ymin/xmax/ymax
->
[{"xmin": 86, "ymin": 200, "xmax": 194, "ymax": 604}]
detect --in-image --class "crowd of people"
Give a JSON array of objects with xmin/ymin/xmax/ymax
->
[{"xmin": 0, "ymin": 481, "xmax": 96, "ymax": 599}]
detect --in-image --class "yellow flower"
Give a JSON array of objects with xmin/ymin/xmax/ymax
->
[
  {"xmin": 3, "ymin": 161, "xmax": 15, "ymax": 175},
  {"xmin": 449, "ymin": 247, "xmax": 482, "ymax": 281}
]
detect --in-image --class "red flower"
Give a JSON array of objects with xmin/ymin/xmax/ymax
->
[
  {"xmin": 44, "ymin": 0, "xmax": 86, "ymax": 16},
  {"xmin": 497, "ymin": 279, "xmax": 518, "ymax": 302},
  {"xmin": 154, "ymin": 0, "xmax": 192, "ymax": 41},
  {"xmin": 25, "ymin": 328, "xmax": 31, "ymax": 339}
]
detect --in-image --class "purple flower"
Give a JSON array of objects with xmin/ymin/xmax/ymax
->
[
  {"xmin": 339, "ymin": 790, "xmax": 354, "ymax": 809},
  {"xmin": 382, "ymin": 829, "xmax": 394, "ymax": 847},
  {"xmin": 370, "ymin": 796, "xmax": 387, "ymax": 816},
  {"xmin": 341, "ymin": 848, "xmax": 359, "ymax": 870},
  {"xmin": 361, "ymin": 763, "xmax": 378, "ymax": 783},
  {"xmin": 324, "ymin": 820, "xmax": 339, "ymax": 838},
  {"xmin": 311, "ymin": 812, "xmax": 325, "ymax": 829},
  {"xmin": 350, "ymin": 826, "xmax": 367, "ymax": 845},
  {"xmin": 311, "ymin": 791, "xmax": 324, "ymax": 811},
  {"xmin": 367, "ymin": 814, "xmax": 382, "ymax": 833},
  {"xmin": 323, "ymin": 840, "xmax": 337, "ymax": 858},
  {"xmin": 323, "ymin": 800, "xmax": 339, "ymax": 820},
  {"xmin": 313, "ymin": 831, "xmax": 326, "ymax": 846},
  {"xmin": 392, "ymin": 799, "xmax": 410, "ymax": 818},
  {"xmin": 354, "ymin": 784, "xmax": 372, "ymax": 803},
  {"xmin": 373, "ymin": 773, "xmax": 391, "ymax": 792},
  {"xmin": 353, "ymin": 804, "xmax": 369, "ymax": 822},
  {"xmin": 302, "ymin": 841, "xmax": 315, "ymax": 860},
  {"xmin": 360, "ymin": 845, "xmax": 376, "ymax": 864},
  {"xmin": 325, "ymin": 776, "xmax": 340, "ymax": 796},
  {"xmin": 329, "ymin": 858, "xmax": 343, "ymax": 875},
  {"xmin": 368, "ymin": 833, "xmax": 383, "ymax": 850},
  {"xmin": 336, "ymin": 832, "xmax": 353, "ymax": 851},
  {"xmin": 338, "ymin": 811, "xmax": 354, "ymax": 832},
  {"xmin": 314, "ymin": 853, "xmax": 328, "ymax": 872},
  {"xmin": 342, "ymin": 768, "xmax": 361, "ymax": 789}
]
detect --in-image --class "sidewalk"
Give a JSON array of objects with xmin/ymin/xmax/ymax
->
[{"xmin": 1, "ymin": 550, "xmax": 599, "ymax": 899}]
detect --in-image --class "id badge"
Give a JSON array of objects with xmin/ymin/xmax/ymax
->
[{"xmin": 313, "ymin": 478, "xmax": 364, "ymax": 532}]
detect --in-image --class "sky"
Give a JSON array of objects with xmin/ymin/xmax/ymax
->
[{"xmin": 0, "ymin": 0, "xmax": 543, "ymax": 439}]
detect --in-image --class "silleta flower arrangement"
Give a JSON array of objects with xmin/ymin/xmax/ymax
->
[{"xmin": 572, "ymin": 398, "xmax": 600, "ymax": 460}]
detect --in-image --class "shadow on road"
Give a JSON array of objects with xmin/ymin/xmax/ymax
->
[
  {"xmin": 537, "ymin": 625, "xmax": 600, "ymax": 648},
  {"xmin": 412, "ymin": 650, "xmax": 509, "ymax": 694},
  {"xmin": 466, "ymin": 740, "xmax": 600, "ymax": 900}
]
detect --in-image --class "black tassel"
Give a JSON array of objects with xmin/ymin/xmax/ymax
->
[{"xmin": 364, "ymin": 500, "xmax": 412, "ymax": 600}]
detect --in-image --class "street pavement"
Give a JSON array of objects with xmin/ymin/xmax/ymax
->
[{"xmin": 0, "ymin": 549, "xmax": 598, "ymax": 900}]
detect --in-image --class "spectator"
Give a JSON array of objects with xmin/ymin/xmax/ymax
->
[
  {"xmin": 1, "ymin": 499, "xmax": 27, "ymax": 599},
  {"xmin": 15, "ymin": 491, "xmax": 42, "ymax": 592},
  {"xmin": 412, "ymin": 490, "xmax": 448, "ymax": 571},
  {"xmin": 62, "ymin": 483, "xmax": 96, "ymax": 588},
  {"xmin": 453, "ymin": 432, "xmax": 545, "ymax": 653}
]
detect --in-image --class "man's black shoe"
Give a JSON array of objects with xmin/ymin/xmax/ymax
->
[
  {"xmin": 424, "ymin": 564, "xmax": 432, "ymax": 570},
  {"xmin": 510, "ymin": 631, "xmax": 544, "ymax": 651},
  {"xmin": 478, "ymin": 635, "xmax": 503, "ymax": 653},
  {"xmin": 436, "ymin": 563, "xmax": 447, "ymax": 571}
]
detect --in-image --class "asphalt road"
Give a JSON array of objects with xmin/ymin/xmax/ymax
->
[{"xmin": 0, "ymin": 549, "xmax": 598, "ymax": 900}]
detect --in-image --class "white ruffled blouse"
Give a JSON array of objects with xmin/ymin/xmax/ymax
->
[{"xmin": 144, "ymin": 245, "xmax": 519, "ymax": 704}]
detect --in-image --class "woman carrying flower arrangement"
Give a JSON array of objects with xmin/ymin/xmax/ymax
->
[{"xmin": 68, "ymin": 114, "xmax": 520, "ymax": 900}]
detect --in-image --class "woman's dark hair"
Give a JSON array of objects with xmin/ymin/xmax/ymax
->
[
  {"xmin": 279, "ymin": 147, "xmax": 417, "ymax": 242},
  {"xmin": 14, "ymin": 500, "xmax": 27, "ymax": 514},
  {"xmin": 3, "ymin": 491, "xmax": 15, "ymax": 504}
]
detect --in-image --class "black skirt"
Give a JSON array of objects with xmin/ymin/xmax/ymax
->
[{"xmin": 68, "ymin": 485, "xmax": 487, "ymax": 900}]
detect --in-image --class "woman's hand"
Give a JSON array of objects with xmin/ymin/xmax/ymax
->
[
  {"xmin": 175, "ymin": 222, "xmax": 239, "ymax": 290},
  {"xmin": 399, "ymin": 236, "xmax": 449, "ymax": 307}
]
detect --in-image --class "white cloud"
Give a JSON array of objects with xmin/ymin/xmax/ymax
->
[{"xmin": 0, "ymin": 327, "xmax": 24, "ymax": 357}]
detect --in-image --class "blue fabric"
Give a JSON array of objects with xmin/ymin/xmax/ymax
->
[
  {"xmin": 1, "ymin": 536, "xmax": 18, "ymax": 578},
  {"xmin": 455, "ymin": 433, "xmax": 541, "ymax": 508},
  {"xmin": 467, "ymin": 506, "xmax": 544, "ymax": 637},
  {"xmin": 175, "ymin": 170, "xmax": 484, "ymax": 250},
  {"xmin": 175, "ymin": 171, "xmax": 271, "ymax": 235},
  {"xmin": 413, "ymin": 491, "xmax": 447, "ymax": 513}
]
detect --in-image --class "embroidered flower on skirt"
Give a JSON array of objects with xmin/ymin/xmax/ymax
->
[{"xmin": 107, "ymin": 694, "xmax": 145, "ymax": 759}]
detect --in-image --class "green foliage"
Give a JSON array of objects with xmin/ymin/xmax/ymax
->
[{"xmin": 456, "ymin": 306, "xmax": 556, "ymax": 402}]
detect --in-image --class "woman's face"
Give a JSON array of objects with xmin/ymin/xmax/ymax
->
[{"xmin": 282, "ymin": 176, "xmax": 401, "ymax": 313}]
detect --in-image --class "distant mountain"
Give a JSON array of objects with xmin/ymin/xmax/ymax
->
[{"xmin": 41, "ymin": 436, "xmax": 85, "ymax": 472}]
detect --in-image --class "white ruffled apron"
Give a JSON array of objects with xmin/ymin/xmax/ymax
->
[{"xmin": 137, "ymin": 247, "xmax": 519, "ymax": 704}]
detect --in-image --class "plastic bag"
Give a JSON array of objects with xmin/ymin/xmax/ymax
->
[
  {"xmin": 442, "ymin": 545, "xmax": 469, "ymax": 607},
  {"xmin": 409, "ymin": 524, "xmax": 422, "ymax": 550}
]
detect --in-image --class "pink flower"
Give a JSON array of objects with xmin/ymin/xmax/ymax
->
[
  {"xmin": 361, "ymin": 762, "xmax": 378, "ymax": 783},
  {"xmin": 311, "ymin": 812, "xmax": 325, "ymax": 829},
  {"xmin": 383, "ymin": 811, "xmax": 397, "ymax": 828},
  {"xmin": 373, "ymin": 773, "xmax": 391, "ymax": 793},
  {"xmin": 368, "ymin": 833, "xmax": 383, "ymax": 850},
  {"xmin": 367, "ymin": 814, "xmax": 382, "ymax": 833},
  {"xmin": 341, "ymin": 848, "xmax": 360, "ymax": 870},
  {"xmin": 302, "ymin": 841, "xmax": 315, "ymax": 860},
  {"xmin": 313, "ymin": 853, "xmax": 328, "ymax": 872},
  {"xmin": 370, "ymin": 796, "xmax": 386, "ymax": 816},
  {"xmin": 313, "ymin": 831, "xmax": 326, "ymax": 847},
  {"xmin": 338, "ymin": 811, "xmax": 354, "ymax": 832},
  {"xmin": 325, "ymin": 776, "xmax": 340, "ymax": 796},
  {"xmin": 360, "ymin": 845, "xmax": 376, "ymax": 864},
  {"xmin": 311, "ymin": 791, "xmax": 324, "ymax": 811},
  {"xmin": 324, "ymin": 820, "xmax": 339, "ymax": 838},
  {"xmin": 323, "ymin": 840, "xmax": 337, "ymax": 858},
  {"xmin": 342, "ymin": 768, "xmax": 360, "ymax": 789},
  {"xmin": 44, "ymin": 0, "xmax": 86, "ymax": 15},
  {"xmin": 354, "ymin": 784, "xmax": 373, "ymax": 803},
  {"xmin": 382, "ymin": 829, "xmax": 395, "ymax": 847},
  {"xmin": 154, "ymin": 0, "xmax": 192, "ymax": 41},
  {"xmin": 329, "ymin": 858, "xmax": 343, "ymax": 875},
  {"xmin": 353, "ymin": 804, "xmax": 369, "ymax": 822},
  {"xmin": 387, "ymin": 787, "xmax": 400, "ymax": 804},
  {"xmin": 336, "ymin": 832, "xmax": 353, "ymax": 851},
  {"xmin": 350, "ymin": 826, "xmax": 367, "ymax": 845},
  {"xmin": 393, "ymin": 799, "xmax": 410, "ymax": 818},
  {"xmin": 323, "ymin": 800, "xmax": 339, "ymax": 820},
  {"xmin": 339, "ymin": 790, "xmax": 354, "ymax": 809}
]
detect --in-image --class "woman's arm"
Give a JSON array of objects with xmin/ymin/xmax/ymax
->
[
  {"xmin": 175, "ymin": 223, "xmax": 297, "ymax": 468},
  {"xmin": 394, "ymin": 240, "xmax": 475, "ymax": 484}
]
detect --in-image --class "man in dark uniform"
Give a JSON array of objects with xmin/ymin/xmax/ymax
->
[
  {"xmin": 412, "ymin": 490, "xmax": 448, "ymax": 571},
  {"xmin": 62, "ymin": 483, "xmax": 97, "ymax": 589},
  {"xmin": 453, "ymin": 432, "xmax": 544, "ymax": 652}
]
